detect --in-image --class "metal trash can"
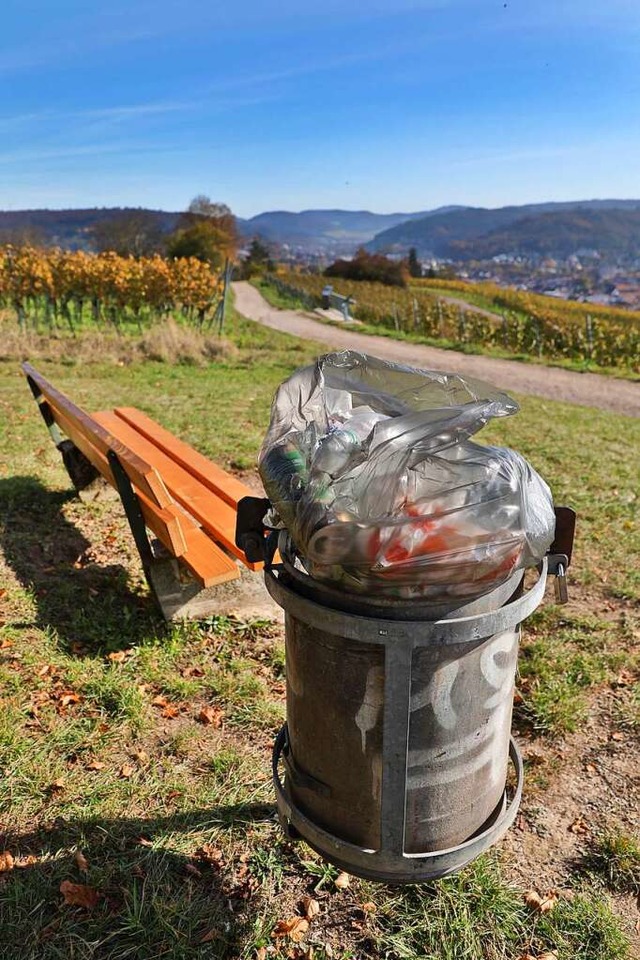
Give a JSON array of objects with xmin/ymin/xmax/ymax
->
[
  {"xmin": 236, "ymin": 497, "xmax": 575, "ymax": 884},
  {"xmin": 321, "ymin": 285, "xmax": 333, "ymax": 309},
  {"xmin": 266, "ymin": 554, "xmax": 546, "ymax": 883}
]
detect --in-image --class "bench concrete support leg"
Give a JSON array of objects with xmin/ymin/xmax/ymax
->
[
  {"xmin": 147, "ymin": 556, "xmax": 227, "ymax": 621},
  {"xmin": 58, "ymin": 440, "xmax": 119, "ymax": 502}
]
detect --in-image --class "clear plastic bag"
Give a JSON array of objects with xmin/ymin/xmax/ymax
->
[{"xmin": 259, "ymin": 350, "xmax": 555, "ymax": 601}]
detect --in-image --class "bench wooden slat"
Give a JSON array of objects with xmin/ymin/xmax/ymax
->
[
  {"xmin": 113, "ymin": 407, "xmax": 253, "ymax": 509},
  {"xmin": 170, "ymin": 525, "xmax": 240, "ymax": 588},
  {"xmin": 51, "ymin": 407, "xmax": 188, "ymax": 558},
  {"xmin": 51, "ymin": 408, "xmax": 239, "ymax": 588},
  {"xmin": 93, "ymin": 410, "xmax": 262, "ymax": 572},
  {"xmin": 22, "ymin": 363, "xmax": 172, "ymax": 510}
]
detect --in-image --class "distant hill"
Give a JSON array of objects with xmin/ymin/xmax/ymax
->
[
  {"xmin": 236, "ymin": 207, "xmax": 465, "ymax": 250},
  {"xmin": 0, "ymin": 205, "xmax": 462, "ymax": 253},
  {"xmin": 0, "ymin": 208, "xmax": 181, "ymax": 249},
  {"xmin": 449, "ymin": 208, "xmax": 640, "ymax": 260},
  {"xmin": 2, "ymin": 200, "xmax": 640, "ymax": 261},
  {"xmin": 367, "ymin": 199, "xmax": 640, "ymax": 260}
]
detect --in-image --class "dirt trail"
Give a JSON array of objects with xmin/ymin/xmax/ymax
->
[
  {"xmin": 436, "ymin": 292, "xmax": 505, "ymax": 322},
  {"xmin": 233, "ymin": 282, "xmax": 640, "ymax": 417}
]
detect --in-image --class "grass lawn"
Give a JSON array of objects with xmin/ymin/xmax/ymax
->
[{"xmin": 0, "ymin": 307, "xmax": 638, "ymax": 959}]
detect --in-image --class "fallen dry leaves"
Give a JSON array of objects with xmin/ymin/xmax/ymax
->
[
  {"xmin": 302, "ymin": 896, "xmax": 320, "ymax": 921},
  {"xmin": 199, "ymin": 928, "xmax": 220, "ymax": 943},
  {"xmin": 57, "ymin": 691, "xmax": 81, "ymax": 708},
  {"xmin": 198, "ymin": 705, "xmax": 224, "ymax": 727},
  {"xmin": 568, "ymin": 816, "xmax": 589, "ymax": 835},
  {"xmin": 74, "ymin": 850, "xmax": 89, "ymax": 874},
  {"xmin": 60, "ymin": 880, "xmax": 100, "ymax": 910},
  {"xmin": 86, "ymin": 759, "xmax": 105, "ymax": 771},
  {"xmin": 0, "ymin": 851, "xmax": 15, "ymax": 872},
  {"xmin": 118, "ymin": 764, "xmax": 135, "ymax": 779},
  {"xmin": 107, "ymin": 650, "xmax": 129, "ymax": 663},
  {"xmin": 518, "ymin": 953, "xmax": 558, "ymax": 960},
  {"xmin": 613, "ymin": 669, "xmax": 636, "ymax": 687},
  {"xmin": 272, "ymin": 917, "xmax": 310, "ymax": 943},
  {"xmin": 523, "ymin": 889, "xmax": 558, "ymax": 913},
  {"xmin": 182, "ymin": 665, "xmax": 205, "ymax": 678},
  {"xmin": 150, "ymin": 695, "xmax": 184, "ymax": 718},
  {"xmin": 195, "ymin": 844, "xmax": 224, "ymax": 869},
  {"xmin": 334, "ymin": 871, "xmax": 350, "ymax": 890}
]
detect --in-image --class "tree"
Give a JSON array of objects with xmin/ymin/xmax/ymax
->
[
  {"xmin": 167, "ymin": 195, "xmax": 237, "ymax": 267},
  {"xmin": 92, "ymin": 210, "xmax": 164, "ymax": 256},
  {"xmin": 325, "ymin": 248, "xmax": 408, "ymax": 287},
  {"xmin": 241, "ymin": 236, "xmax": 274, "ymax": 277},
  {"xmin": 186, "ymin": 196, "xmax": 233, "ymax": 221},
  {"xmin": 0, "ymin": 226, "xmax": 47, "ymax": 247},
  {"xmin": 407, "ymin": 247, "xmax": 422, "ymax": 278}
]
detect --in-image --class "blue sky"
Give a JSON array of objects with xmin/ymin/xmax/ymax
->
[{"xmin": 1, "ymin": 0, "xmax": 639, "ymax": 216}]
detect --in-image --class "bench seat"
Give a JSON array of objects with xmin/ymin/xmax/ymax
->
[{"xmin": 22, "ymin": 362, "xmax": 263, "ymax": 618}]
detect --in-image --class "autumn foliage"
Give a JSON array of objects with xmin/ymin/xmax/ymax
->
[
  {"xmin": 325, "ymin": 248, "xmax": 408, "ymax": 287},
  {"xmin": 0, "ymin": 246, "xmax": 223, "ymax": 329}
]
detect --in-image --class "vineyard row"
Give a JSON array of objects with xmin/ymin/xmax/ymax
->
[
  {"xmin": 0, "ymin": 246, "xmax": 223, "ymax": 331},
  {"xmin": 267, "ymin": 273, "xmax": 639, "ymax": 371}
]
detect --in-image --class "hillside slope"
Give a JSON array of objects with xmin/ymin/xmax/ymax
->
[
  {"xmin": 368, "ymin": 199, "xmax": 640, "ymax": 259},
  {"xmin": 0, "ymin": 207, "xmax": 182, "ymax": 249}
]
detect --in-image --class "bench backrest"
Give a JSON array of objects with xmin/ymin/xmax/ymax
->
[
  {"xmin": 328, "ymin": 292, "xmax": 354, "ymax": 320},
  {"xmin": 22, "ymin": 362, "xmax": 188, "ymax": 558}
]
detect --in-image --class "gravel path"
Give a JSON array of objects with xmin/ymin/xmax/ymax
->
[{"xmin": 234, "ymin": 282, "xmax": 640, "ymax": 417}]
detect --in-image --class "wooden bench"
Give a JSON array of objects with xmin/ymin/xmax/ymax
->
[
  {"xmin": 321, "ymin": 285, "xmax": 355, "ymax": 322},
  {"xmin": 22, "ymin": 362, "xmax": 263, "ymax": 620}
]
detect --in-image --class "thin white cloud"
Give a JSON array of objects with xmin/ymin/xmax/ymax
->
[
  {"xmin": 0, "ymin": 23, "xmax": 161, "ymax": 74},
  {"xmin": 75, "ymin": 101, "xmax": 196, "ymax": 121},
  {"xmin": 0, "ymin": 93, "xmax": 278, "ymax": 142},
  {"xmin": 0, "ymin": 101, "xmax": 193, "ymax": 130},
  {"xmin": 201, "ymin": 34, "xmax": 455, "ymax": 97},
  {"xmin": 448, "ymin": 133, "xmax": 640, "ymax": 169},
  {"xmin": 0, "ymin": 1, "xmax": 466, "ymax": 78},
  {"xmin": 0, "ymin": 142, "xmax": 161, "ymax": 166}
]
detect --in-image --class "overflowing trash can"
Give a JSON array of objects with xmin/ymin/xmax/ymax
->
[{"xmin": 236, "ymin": 351, "xmax": 575, "ymax": 882}]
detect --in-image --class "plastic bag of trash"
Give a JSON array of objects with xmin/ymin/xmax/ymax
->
[{"xmin": 259, "ymin": 350, "xmax": 555, "ymax": 601}]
